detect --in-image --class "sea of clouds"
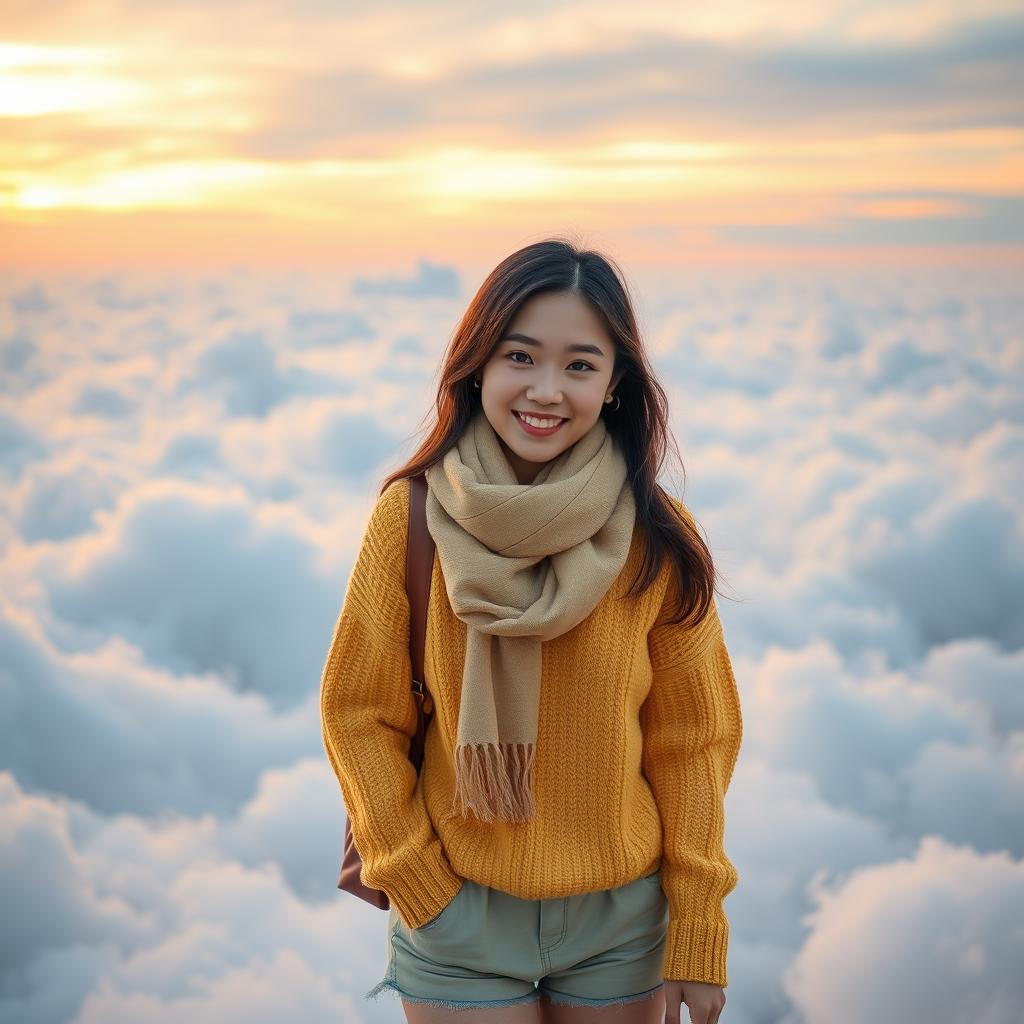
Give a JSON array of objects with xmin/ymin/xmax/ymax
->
[{"xmin": 1, "ymin": 259, "xmax": 1021, "ymax": 1023}]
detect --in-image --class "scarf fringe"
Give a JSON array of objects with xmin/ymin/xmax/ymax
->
[{"xmin": 450, "ymin": 742, "xmax": 536, "ymax": 822}]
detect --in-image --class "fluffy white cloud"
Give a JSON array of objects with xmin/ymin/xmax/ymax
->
[
  {"xmin": 0, "ymin": 604, "xmax": 314, "ymax": 814},
  {"xmin": 0, "ymin": 263, "xmax": 1020, "ymax": 1023},
  {"xmin": 782, "ymin": 838, "xmax": 1024, "ymax": 1024},
  {"xmin": 0, "ymin": 772, "xmax": 389, "ymax": 1024}
]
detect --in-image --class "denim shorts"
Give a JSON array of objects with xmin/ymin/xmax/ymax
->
[{"xmin": 365, "ymin": 862, "xmax": 669, "ymax": 1010}]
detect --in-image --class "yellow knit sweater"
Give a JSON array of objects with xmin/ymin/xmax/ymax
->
[{"xmin": 320, "ymin": 475, "xmax": 743, "ymax": 987}]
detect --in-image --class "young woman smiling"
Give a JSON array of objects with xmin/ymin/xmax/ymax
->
[{"xmin": 320, "ymin": 237, "xmax": 742, "ymax": 1024}]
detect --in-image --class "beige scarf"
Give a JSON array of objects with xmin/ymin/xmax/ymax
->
[{"xmin": 423, "ymin": 406, "xmax": 636, "ymax": 823}]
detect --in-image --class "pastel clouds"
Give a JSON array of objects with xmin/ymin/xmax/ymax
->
[{"xmin": 0, "ymin": 260, "xmax": 1021, "ymax": 1021}]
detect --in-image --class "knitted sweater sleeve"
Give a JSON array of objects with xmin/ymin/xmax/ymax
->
[
  {"xmin": 319, "ymin": 476, "xmax": 463, "ymax": 929},
  {"xmin": 641, "ymin": 501, "xmax": 743, "ymax": 987}
]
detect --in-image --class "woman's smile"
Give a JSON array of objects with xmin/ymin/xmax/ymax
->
[{"xmin": 512, "ymin": 409, "xmax": 568, "ymax": 437}]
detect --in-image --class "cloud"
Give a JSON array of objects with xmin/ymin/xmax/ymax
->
[
  {"xmin": 741, "ymin": 642, "xmax": 1024, "ymax": 854},
  {"xmin": 12, "ymin": 459, "xmax": 119, "ymax": 542},
  {"xmin": 32, "ymin": 482, "xmax": 348, "ymax": 707},
  {"xmin": 286, "ymin": 309, "xmax": 375, "ymax": 350},
  {"xmin": 73, "ymin": 384, "xmax": 138, "ymax": 419},
  {"xmin": 181, "ymin": 329, "xmax": 341, "ymax": 418},
  {"xmin": 0, "ymin": 331, "xmax": 38, "ymax": 381},
  {"xmin": 226, "ymin": 10, "xmax": 1024, "ymax": 153},
  {"xmin": 782, "ymin": 838, "xmax": 1024, "ymax": 1024},
  {"xmin": 923, "ymin": 637, "xmax": 1024, "ymax": 738},
  {"xmin": 0, "ymin": 770, "xmax": 385, "ymax": 1024},
  {"xmin": 0, "ymin": 261, "xmax": 1020, "ymax": 1021},
  {"xmin": 350, "ymin": 259, "xmax": 460, "ymax": 299},
  {"xmin": 0, "ymin": 603, "xmax": 314, "ymax": 815},
  {"xmin": 0, "ymin": 410, "xmax": 49, "ymax": 479}
]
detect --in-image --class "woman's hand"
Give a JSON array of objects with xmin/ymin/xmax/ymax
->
[{"xmin": 663, "ymin": 979, "xmax": 726, "ymax": 1023}]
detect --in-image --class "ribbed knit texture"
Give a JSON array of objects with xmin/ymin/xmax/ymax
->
[{"xmin": 320, "ymin": 475, "xmax": 743, "ymax": 987}]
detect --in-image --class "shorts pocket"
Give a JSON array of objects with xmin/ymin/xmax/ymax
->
[{"xmin": 415, "ymin": 879, "xmax": 468, "ymax": 932}]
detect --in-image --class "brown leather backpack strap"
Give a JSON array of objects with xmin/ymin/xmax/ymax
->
[
  {"xmin": 406, "ymin": 473, "xmax": 434, "ymax": 713},
  {"xmin": 336, "ymin": 473, "xmax": 435, "ymax": 903}
]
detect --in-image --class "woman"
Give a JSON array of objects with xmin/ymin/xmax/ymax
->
[{"xmin": 320, "ymin": 237, "xmax": 742, "ymax": 1024}]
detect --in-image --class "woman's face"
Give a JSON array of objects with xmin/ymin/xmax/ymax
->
[{"xmin": 477, "ymin": 290, "xmax": 622, "ymax": 485}]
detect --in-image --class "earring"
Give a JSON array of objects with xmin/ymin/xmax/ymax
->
[
  {"xmin": 473, "ymin": 378, "xmax": 481, "ymax": 388},
  {"xmin": 604, "ymin": 393, "xmax": 620, "ymax": 411}
]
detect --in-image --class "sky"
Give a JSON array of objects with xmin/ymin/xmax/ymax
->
[
  {"xmin": 2, "ymin": 3, "xmax": 1023, "ymax": 1023},
  {"xmin": 2, "ymin": 0, "xmax": 1023, "ymax": 271}
]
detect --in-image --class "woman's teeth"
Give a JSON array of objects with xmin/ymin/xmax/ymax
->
[{"xmin": 516, "ymin": 412, "xmax": 563, "ymax": 427}]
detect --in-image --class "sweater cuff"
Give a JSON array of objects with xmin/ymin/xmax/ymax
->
[
  {"xmin": 379, "ymin": 845, "xmax": 465, "ymax": 931},
  {"xmin": 662, "ymin": 916, "xmax": 730, "ymax": 987}
]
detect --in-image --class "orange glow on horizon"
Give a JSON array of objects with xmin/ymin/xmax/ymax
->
[{"xmin": 2, "ymin": 8, "xmax": 1021, "ymax": 269}]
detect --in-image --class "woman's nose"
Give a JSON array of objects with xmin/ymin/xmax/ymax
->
[{"xmin": 527, "ymin": 373, "xmax": 562, "ymax": 402}]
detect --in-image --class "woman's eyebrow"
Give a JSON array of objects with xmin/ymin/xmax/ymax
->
[{"xmin": 500, "ymin": 332, "xmax": 607, "ymax": 358}]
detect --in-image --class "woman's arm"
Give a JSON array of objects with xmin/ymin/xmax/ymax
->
[
  {"xmin": 640, "ymin": 511, "xmax": 743, "ymax": 988},
  {"xmin": 319, "ymin": 477, "xmax": 463, "ymax": 928}
]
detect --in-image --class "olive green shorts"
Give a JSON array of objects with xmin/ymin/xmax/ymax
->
[{"xmin": 365, "ymin": 863, "xmax": 669, "ymax": 1010}]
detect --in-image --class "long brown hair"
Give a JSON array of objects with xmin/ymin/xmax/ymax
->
[{"xmin": 380, "ymin": 235, "xmax": 724, "ymax": 629}]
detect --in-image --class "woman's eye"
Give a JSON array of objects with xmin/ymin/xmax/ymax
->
[{"xmin": 505, "ymin": 351, "xmax": 594, "ymax": 372}]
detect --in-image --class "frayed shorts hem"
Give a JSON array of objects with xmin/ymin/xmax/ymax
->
[{"xmin": 365, "ymin": 977, "xmax": 664, "ymax": 1010}]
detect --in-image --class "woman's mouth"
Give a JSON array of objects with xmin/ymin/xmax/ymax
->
[{"xmin": 513, "ymin": 410, "xmax": 568, "ymax": 437}]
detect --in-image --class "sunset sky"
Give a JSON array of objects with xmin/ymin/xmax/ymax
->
[
  {"xmin": 3, "ymin": 0, "xmax": 1023, "ymax": 271},
  {"xmin": 2, "ymin": 5, "xmax": 1023, "ymax": 1023}
]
